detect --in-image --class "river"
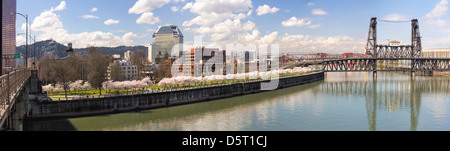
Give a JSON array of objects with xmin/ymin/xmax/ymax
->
[{"xmin": 26, "ymin": 72, "xmax": 450, "ymax": 131}]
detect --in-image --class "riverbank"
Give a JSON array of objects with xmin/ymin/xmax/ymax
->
[{"xmin": 28, "ymin": 71, "xmax": 324, "ymax": 120}]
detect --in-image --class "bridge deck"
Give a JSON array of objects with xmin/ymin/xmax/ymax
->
[
  {"xmin": 0, "ymin": 69, "xmax": 30, "ymax": 129},
  {"xmin": 322, "ymin": 58, "xmax": 450, "ymax": 72}
]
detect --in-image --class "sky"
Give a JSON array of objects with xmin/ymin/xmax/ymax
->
[{"xmin": 14, "ymin": 0, "xmax": 450, "ymax": 54}]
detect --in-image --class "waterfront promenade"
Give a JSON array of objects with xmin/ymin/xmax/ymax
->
[{"xmin": 28, "ymin": 71, "xmax": 324, "ymax": 120}]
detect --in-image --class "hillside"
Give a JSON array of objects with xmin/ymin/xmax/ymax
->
[{"xmin": 16, "ymin": 40, "xmax": 149, "ymax": 59}]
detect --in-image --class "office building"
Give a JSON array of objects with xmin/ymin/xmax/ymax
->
[
  {"xmin": 2, "ymin": 0, "xmax": 16, "ymax": 73},
  {"xmin": 151, "ymin": 25, "xmax": 183, "ymax": 63},
  {"xmin": 124, "ymin": 50, "xmax": 133, "ymax": 61}
]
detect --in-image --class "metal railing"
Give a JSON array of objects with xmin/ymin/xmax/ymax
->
[{"xmin": 0, "ymin": 69, "xmax": 31, "ymax": 110}]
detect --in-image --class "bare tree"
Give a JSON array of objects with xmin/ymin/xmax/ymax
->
[
  {"xmin": 50, "ymin": 58, "xmax": 77, "ymax": 99},
  {"xmin": 66, "ymin": 52, "xmax": 85, "ymax": 80},
  {"xmin": 130, "ymin": 50, "xmax": 149, "ymax": 79},
  {"xmin": 155, "ymin": 57, "xmax": 168, "ymax": 81},
  {"xmin": 86, "ymin": 47, "xmax": 109, "ymax": 95},
  {"xmin": 39, "ymin": 59, "xmax": 55, "ymax": 84},
  {"xmin": 110, "ymin": 61, "xmax": 125, "ymax": 81}
]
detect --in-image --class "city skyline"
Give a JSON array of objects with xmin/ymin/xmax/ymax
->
[{"xmin": 14, "ymin": 0, "xmax": 450, "ymax": 54}]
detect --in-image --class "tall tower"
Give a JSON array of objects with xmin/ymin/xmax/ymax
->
[
  {"xmin": 151, "ymin": 25, "xmax": 183, "ymax": 63},
  {"xmin": 147, "ymin": 44, "xmax": 152, "ymax": 63},
  {"xmin": 2, "ymin": 0, "xmax": 17, "ymax": 73}
]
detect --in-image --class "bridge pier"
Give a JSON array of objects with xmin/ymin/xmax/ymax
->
[
  {"xmin": 411, "ymin": 71, "xmax": 415, "ymax": 80},
  {"xmin": 373, "ymin": 71, "xmax": 377, "ymax": 80}
]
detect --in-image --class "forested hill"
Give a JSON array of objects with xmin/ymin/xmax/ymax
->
[{"xmin": 16, "ymin": 40, "xmax": 149, "ymax": 59}]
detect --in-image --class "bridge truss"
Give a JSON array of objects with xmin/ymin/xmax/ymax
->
[
  {"xmin": 322, "ymin": 58, "xmax": 450, "ymax": 72},
  {"xmin": 365, "ymin": 17, "xmax": 422, "ymax": 58},
  {"xmin": 322, "ymin": 17, "xmax": 450, "ymax": 72}
]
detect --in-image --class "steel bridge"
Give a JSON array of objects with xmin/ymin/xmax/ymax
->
[
  {"xmin": 0, "ymin": 69, "xmax": 31, "ymax": 130},
  {"xmin": 322, "ymin": 17, "xmax": 450, "ymax": 73},
  {"xmin": 322, "ymin": 58, "xmax": 450, "ymax": 72}
]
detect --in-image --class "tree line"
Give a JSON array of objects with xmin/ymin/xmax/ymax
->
[{"xmin": 39, "ymin": 46, "xmax": 149, "ymax": 98}]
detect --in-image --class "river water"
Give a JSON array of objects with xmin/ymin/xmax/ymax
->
[{"xmin": 27, "ymin": 72, "xmax": 450, "ymax": 131}]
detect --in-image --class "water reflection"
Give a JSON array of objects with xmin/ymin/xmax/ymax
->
[
  {"xmin": 323, "ymin": 72, "xmax": 450, "ymax": 131},
  {"xmin": 28, "ymin": 72, "xmax": 450, "ymax": 131}
]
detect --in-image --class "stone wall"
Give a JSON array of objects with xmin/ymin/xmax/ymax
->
[{"xmin": 29, "ymin": 72, "xmax": 324, "ymax": 119}]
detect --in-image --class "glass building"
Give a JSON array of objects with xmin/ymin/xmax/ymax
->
[
  {"xmin": 151, "ymin": 25, "xmax": 183, "ymax": 63},
  {"xmin": 2, "ymin": 0, "xmax": 16, "ymax": 71}
]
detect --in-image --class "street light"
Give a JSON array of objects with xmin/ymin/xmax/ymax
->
[
  {"xmin": 14, "ymin": 12, "xmax": 28, "ymax": 68},
  {"xmin": 17, "ymin": 33, "xmax": 36, "ymax": 68}
]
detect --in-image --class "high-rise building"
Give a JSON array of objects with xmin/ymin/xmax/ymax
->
[
  {"xmin": 124, "ymin": 50, "xmax": 133, "ymax": 61},
  {"xmin": 2, "ymin": 0, "xmax": 17, "ymax": 72},
  {"xmin": 147, "ymin": 44, "xmax": 152, "ymax": 63},
  {"xmin": 151, "ymin": 25, "xmax": 183, "ymax": 63},
  {"xmin": 178, "ymin": 47, "xmax": 226, "ymax": 77}
]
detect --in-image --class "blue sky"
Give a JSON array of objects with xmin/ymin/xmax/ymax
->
[{"xmin": 15, "ymin": 0, "xmax": 450, "ymax": 53}]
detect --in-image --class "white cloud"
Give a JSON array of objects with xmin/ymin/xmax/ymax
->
[
  {"xmin": 53, "ymin": 1, "xmax": 66, "ymax": 11},
  {"xmin": 81, "ymin": 15, "xmax": 100, "ymax": 19},
  {"xmin": 280, "ymin": 33, "xmax": 365, "ymax": 53},
  {"xmin": 171, "ymin": 6, "xmax": 179, "ymax": 12},
  {"xmin": 311, "ymin": 8, "xmax": 328, "ymax": 15},
  {"xmin": 30, "ymin": 1, "xmax": 66, "ymax": 31},
  {"xmin": 306, "ymin": 2, "xmax": 315, "ymax": 6},
  {"xmin": 281, "ymin": 17, "xmax": 311, "ymax": 27},
  {"xmin": 424, "ymin": 18, "xmax": 448, "ymax": 27},
  {"xmin": 31, "ymin": 10, "xmax": 63, "ymax": 31},
  {"xmin": 181, "ymin": 2, "xmax": 193, "ymax": 11},
  {"xmin": 424, "ymin": 0, "xmax": 448, "ymax": 19},
  {"xmin": 381, "ymin": 14, "xmax": 409, "ymax": 21},
  {"xmin": 181, "ymin": 0, "xmax": 289, "ymax": 47},
  {"xmin": 421, "ymin": 0, "xmax": 450, "ymax": 49},
  {"xmin": 136, "ymin": 12, "xmax": 160, "ymax": 24},
  {"xmin": 128, "ymin": 0, "xmax": 183, "ymax": 25},
  {"xmin": 247, "ymin": 10, "xmax": 253, "ymax": 16},
  {"xmin": 16, "ymin": 35, "xmax": 26, "ymax": 46},
  {"xmin": 128, "ymin": 0, "xmax": 171, "ymax": 14},
  {"xmin": 182, "ymin": 12, "xmax": 235, "ymax": 26},
  {"xmin": 91, "ymin": 7, "xmax": 98, "ymax": 12},
  {"xmin": 182, "ymin": 0, "xmax": 253, "ymax": 30},
  {"xmin": 234, "ymin": 12, "xmax": 248, "ymax": 20},
  {"xmin": 256, "ymin": 31, "xmax": 278, "ymax": 44},
  {"xmin": 20, "ymin": 23, "xmax": 27, "ymax": 32},
  {"xmin": 111, "ymin": 30, "xmax": 126, "ymax": 33},
  {"xmin": 189, "ymin": 0, "xmax": 252, "ymax": 14},
  {"xmin": 104, "ymin": 19, "xmax": 120, "ymax": 25},
  {"xmin": 255, "ymin": 5, "xmax": 280, "ymax": 16},
  {"xmin": 123, "ymin": 32, "xmax": 138, "ymax": 44},
  {"xmin": 187, "ymin": 19, "xmax": 256, "ymax": 42},
  {"xmin": 29, "ymin": 3, "xmax": 137, "ymax": 48},
  {"xmin": 308, "ymin": 24, "xmax": 321, "ymax": 29}
]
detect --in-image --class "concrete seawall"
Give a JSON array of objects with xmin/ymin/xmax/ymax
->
[{"xmin": 29, "ymin": 71, "xmax": 324, "ymax": 119}]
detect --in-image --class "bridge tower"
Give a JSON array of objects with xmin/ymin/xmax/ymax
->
[
  {"xmin": 365, "ymin": 17, "xmax": 422, "ymax": 58},
  {"xmin": 411, "ymin": 19, "xmax": 422, "ymax": 58},
  {"xmin": 365, "ymin": 17, "xmax": 377, "ymax": 57}
]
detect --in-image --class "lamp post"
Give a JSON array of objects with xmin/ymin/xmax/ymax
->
[
  {"xmin": 15, "ymin": 12, "xmax": 28, "ymax": 68},
  {"xmin": 17, "ymin": 33, "xmax": 36, "ymax": 68}
]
